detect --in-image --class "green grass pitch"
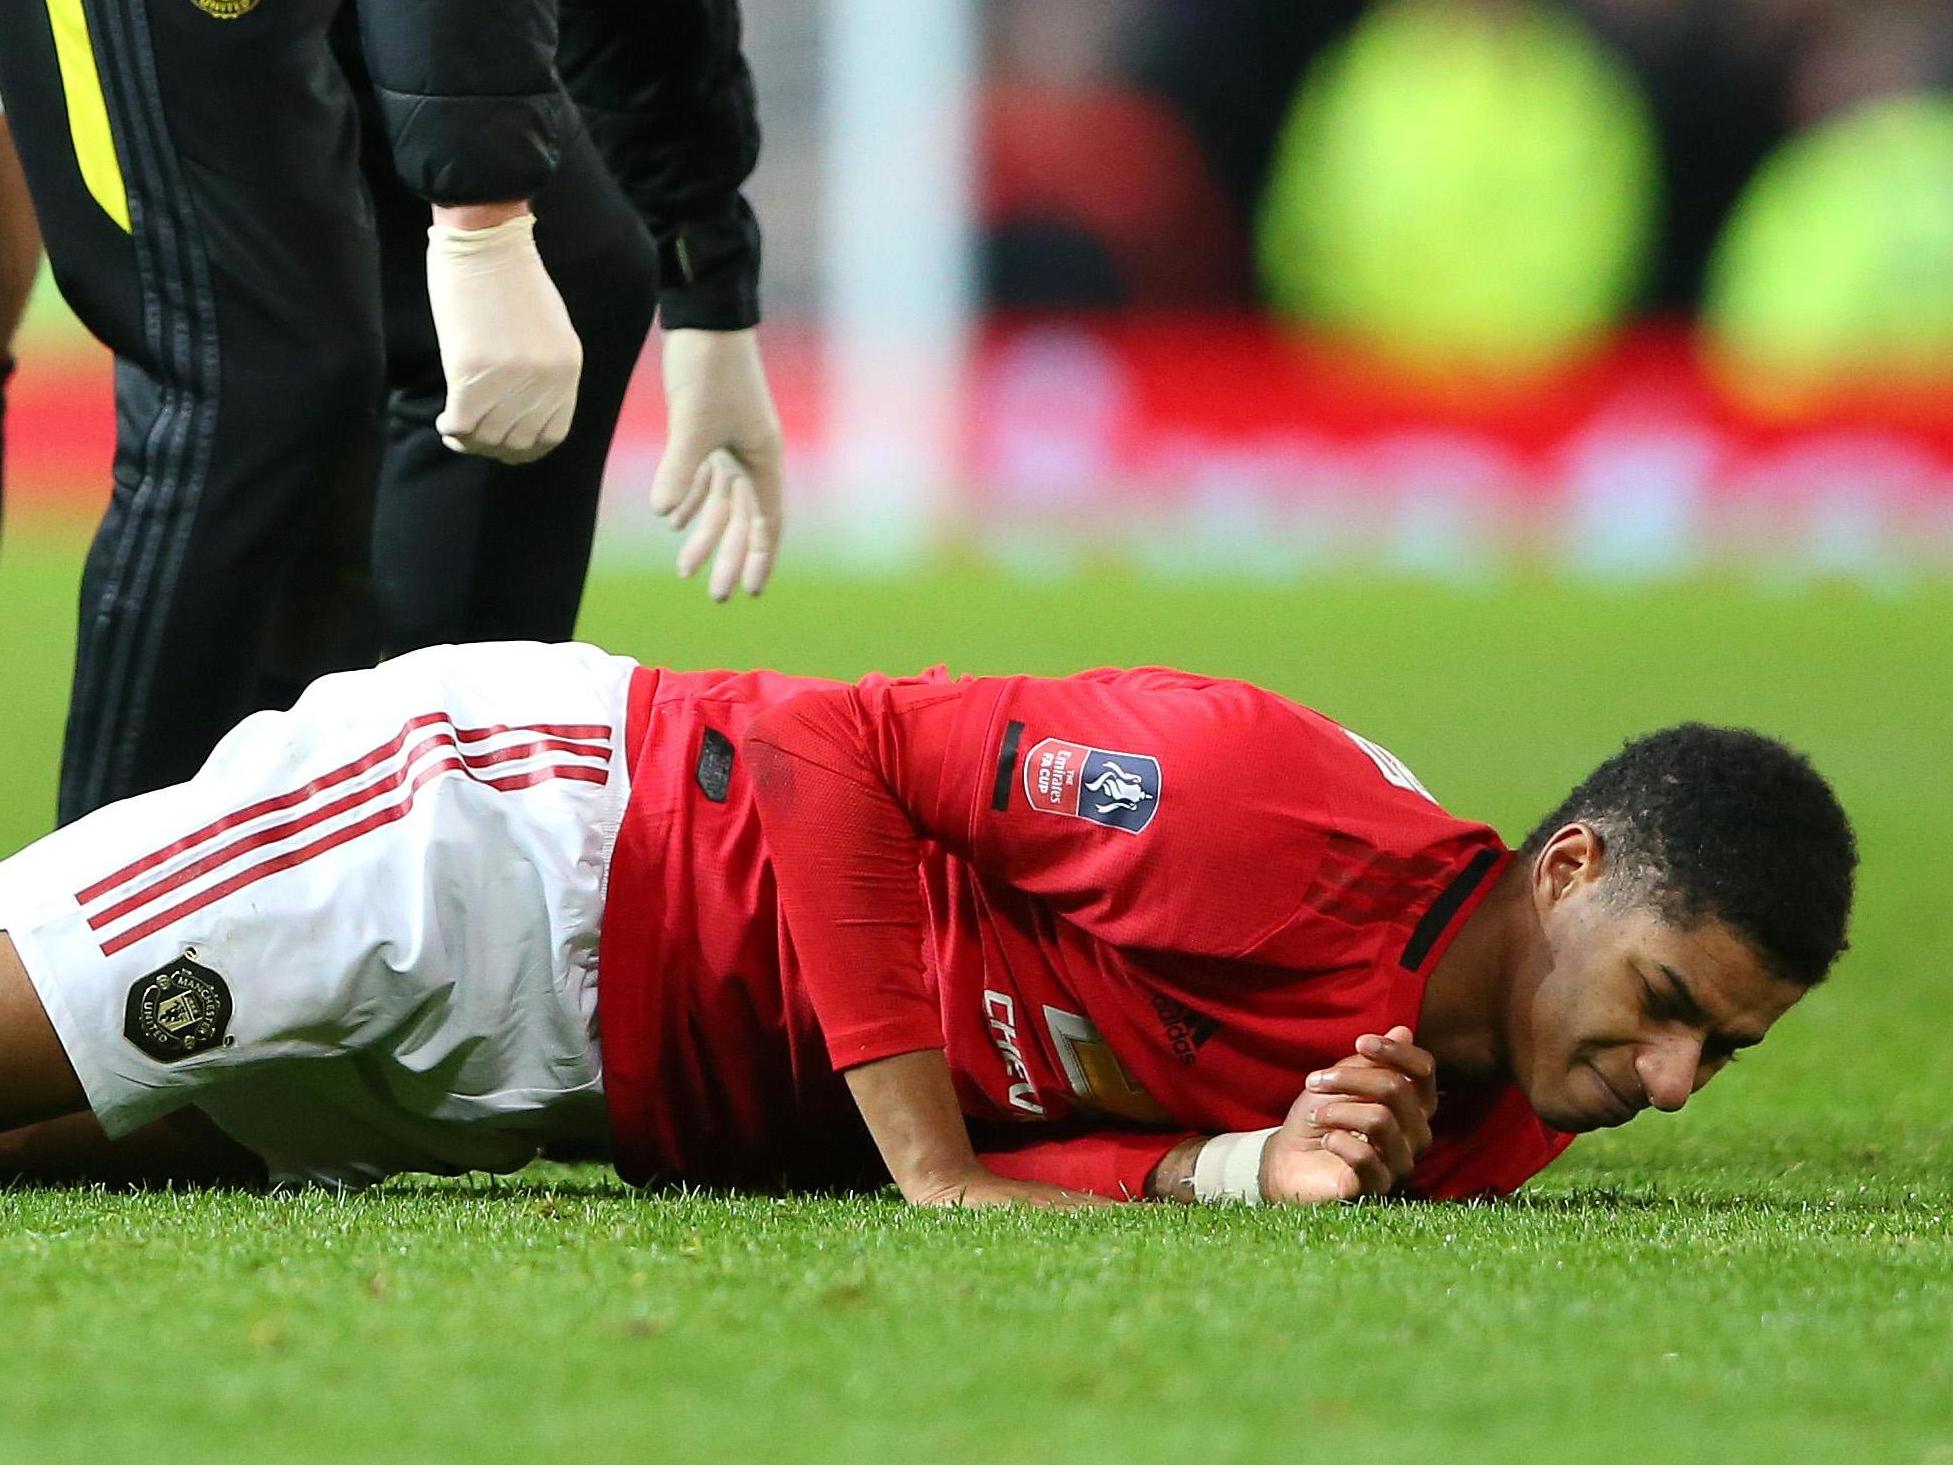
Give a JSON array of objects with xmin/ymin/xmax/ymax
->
[{"xmin": 0, "ymin": 521, "xmax": 1948, "ymax": 1463}]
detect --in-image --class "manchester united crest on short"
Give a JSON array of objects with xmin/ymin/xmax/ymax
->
[
  {"xmin": 191, "ymin": 0, "xmax": 260, "ymax": 17},
  {"xmin": 1022, "ymin": 737, "xmax": 1162, "ymax": 833},
  {"xmin": 125, "ymin": 953, "xmax": 233, "ymax": 1062}
]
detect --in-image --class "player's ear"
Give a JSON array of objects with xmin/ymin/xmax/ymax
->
[{"xmin": 1533, "ymin": 823, "xmax": 1605, "ymax": 908}]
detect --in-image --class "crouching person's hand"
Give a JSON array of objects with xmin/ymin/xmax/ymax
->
[{"xmin": 427, "ymin": 204, "xmax": 582, "ymax": 464}]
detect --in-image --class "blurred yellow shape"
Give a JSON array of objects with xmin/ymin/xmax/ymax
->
[
  {"xmin": 1259, "ymin": 0, "xmax": 1657, "ymax": 384},
  {"xmin": 1707, "ymin": 94, "xmax": 1953, "ymax": 417}
]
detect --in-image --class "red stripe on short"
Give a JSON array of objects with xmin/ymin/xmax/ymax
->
[
  {"xmin": 84, "ymin": 730, "xmax": 610, "ymax": 933},
  {"xmin": 95, "ymin": 753, "xmax": 609, "ymax": 958},
  {"xmin": 76, "ymin": 714, "xmax": 612, "ymax": 904}
]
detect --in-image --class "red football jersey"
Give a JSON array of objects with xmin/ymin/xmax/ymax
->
[{"xmin": 597, "ymin": 665, "xmax": 1574, "ymax": 1200}]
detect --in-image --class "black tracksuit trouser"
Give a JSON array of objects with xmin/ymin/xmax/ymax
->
[{"xmin": 0, "ymin": 0, "xmax": 657, "ymax": 824}]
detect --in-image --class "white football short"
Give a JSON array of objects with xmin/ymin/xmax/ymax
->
[{"xmin": 0, "ymin": 641, "xmax": 639, "ymax": 1187}]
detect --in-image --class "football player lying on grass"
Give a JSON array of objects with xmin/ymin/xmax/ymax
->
[{"xmin": 0, "ymin": 643, "xmax": 1856, "ymax": 1205}]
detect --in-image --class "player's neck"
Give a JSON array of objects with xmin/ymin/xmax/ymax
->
[{"xmin": 1415, "ymin": 861, "xmax": 1527, "ymax": 1087}]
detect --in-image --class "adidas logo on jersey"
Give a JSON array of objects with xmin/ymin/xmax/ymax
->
[{"xmin": 1151, "ymin": 994, "xmax": 1219, "ymax": 1067}]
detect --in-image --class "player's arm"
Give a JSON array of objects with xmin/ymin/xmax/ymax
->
[
  {"xmin": 0, "ymin": 1110, "xmax": 265, "ymax": 1188},
  {"xmin": 973, "ymin": 1123, "xmax": 1200, "ymax": 1201},
  {"xmin": 556, "ymin": 0, "xmax": 781, "ymax": 597},
  {"xmin": 355, "ymin": 0, "xmax": 582, "ymax": 464},
  {"xmin": 742, "ymin": 689, "xmax": 1076, "ymax": 1205}
]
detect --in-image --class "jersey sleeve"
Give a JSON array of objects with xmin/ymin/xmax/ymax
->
[
  {"xmin": 556, "ymin": 0, "xmax": 762, "ymax": 330},
  {"xmin": 746, "ymin": 669, "xmax": 1463, "ymax": 1070},
  {"xmin": 971, "ymin": 1123, "xmax": 1199, "ymax": 1202},
  {"xmin": 357, "ymin": 0, "xmax": 569, "ymax": 205}
]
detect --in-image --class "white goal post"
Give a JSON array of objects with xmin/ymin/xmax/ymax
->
[{"xmin": 819, "ymin": 0, "xmax": 979, "ymax": 566}]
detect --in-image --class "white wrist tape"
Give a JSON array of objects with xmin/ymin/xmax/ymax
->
[{"xmin": 1191, "ymin": 1127, "xmax": 1279, "ymax": 1205}]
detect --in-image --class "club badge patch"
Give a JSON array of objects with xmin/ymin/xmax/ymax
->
[
  {"xmin": 1021, "ymin": 737, "xmax": 1162, "ymax": 834},
  {"xmin": 125, "ymin": 952, "xmax": 232, "ymax": 1063}
]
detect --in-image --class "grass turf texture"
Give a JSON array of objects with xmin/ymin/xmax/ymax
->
[{"xmin": 0, "ymin": 521, "xmax": 1949, "ymax": 1462}]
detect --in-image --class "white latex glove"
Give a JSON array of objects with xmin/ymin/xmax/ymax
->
[
  {"xmin": 649, "ymin": 327, "xmax": 784, "ymax": 600},
  {"xmin": 426, "ymin": 213, "xmax": 582, "ymax": 465}
]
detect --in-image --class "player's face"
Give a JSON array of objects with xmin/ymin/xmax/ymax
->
[{"xmin": 1508, "ymin": 826, "xmax": 1806, "ymax": 1134}]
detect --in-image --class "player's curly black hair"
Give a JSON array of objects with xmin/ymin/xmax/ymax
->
[{"xmin": 1521, "ymin": 724, "xmax": 1857, "ymax": 987}]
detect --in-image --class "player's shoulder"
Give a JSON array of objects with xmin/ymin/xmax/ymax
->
[{"xmin": 1063, "ymin": 671, "xmax": 1501, "ymax": 851}]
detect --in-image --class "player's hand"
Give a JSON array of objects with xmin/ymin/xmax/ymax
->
[
  {"xmin": 1306, "ymin": 1025, "xmax": 1439, "ymax": 1180},
  {"xmin": 427, "ymin": 209, "xmax": 583, "ymax": 465},
  {"xmin": 1262, "ymin": 1026, "xmax": 1439, "ymax": 1203},
  {"xmin": 649, "ymin": 327, "xmax": 784, "ymax": 601}
]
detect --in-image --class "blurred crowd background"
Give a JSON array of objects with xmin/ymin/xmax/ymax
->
[
  {"xmin": 738, "ymin": 0, "xmax": 1953, "ymax": 379},
  {"xmin": 13, "ymin": 0, "xmax": 1953, "ymax": 578},
  {"xmin": 976, "ymin": 0, "xmax": 1950, "ymax": 319}
]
